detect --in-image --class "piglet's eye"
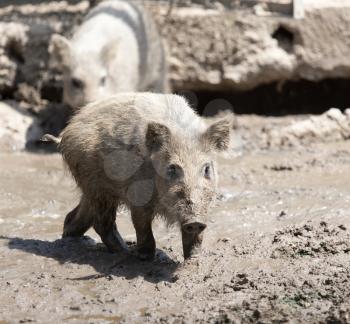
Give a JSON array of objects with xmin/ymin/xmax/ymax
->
[
  {"xmin": 203, "ymin": 163, "xmax": 211, "ymax": 179},
  {"xmin": 166, "ymin": 164, "xmax": 182, "ymax": 180},
  {"xmin": 71, "ymin": 77, "xmax": 84, "ymax": 89},
  {"xmin": 100, "ymin": 76, "xmax": 106, "ymax": 86}
]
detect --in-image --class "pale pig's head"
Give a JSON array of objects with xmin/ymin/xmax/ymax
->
[
  {"xmin": 50, "ymin": 34, "xmax": 119, "ymax": 109},
  {"xmin": 146, "ymin": 115, "xmax": 233, "ymax": 258}
]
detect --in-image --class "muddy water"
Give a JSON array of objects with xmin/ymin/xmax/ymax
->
[{"xmin": 0, "ymin": 137, "xmax": 350, "ymax": 323}]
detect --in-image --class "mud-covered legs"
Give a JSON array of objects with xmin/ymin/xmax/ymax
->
[
  {"xmin": 93, "ymin": 202, "xmax": 128, "ymax": 253},
  {"xmin": 62, "ymin": 195, "xmax": 127, "ymax": 253},
  {"xmin": 63, "ymin": 197, "xmax": 205, "ymax": 260},
  {"xmin": 131, "ymin": 207, "xmax": 155, "ymax": 260},
  {"xmin": 62, "ymin": 198, "xmax": 93, "ymax": 237}
]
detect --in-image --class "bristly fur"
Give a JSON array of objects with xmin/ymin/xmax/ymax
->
[{"xmin": 59, "ymin": 93, "xmax": 233, "ymax": 259}]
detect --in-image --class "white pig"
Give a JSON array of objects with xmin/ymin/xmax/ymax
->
[{"xmin": 50, "ymin": 0, "xmax": 168, "ymax": 109}]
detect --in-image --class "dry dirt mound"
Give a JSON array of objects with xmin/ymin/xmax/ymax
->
[
  {"xmin": 233, "ymin": 221, "xmax": 350, "ymax": 258},
  {"xmin": 0, "ymin": 101, "xmax": 42, "ymax": 151},
  {"xmin": 156, "ymin": 5, "xmax": 350, "ymax": 91},
  {"xmin": 0, "ymin": 22, "xmax": 29, "ymax": 95},
  {"xmin": 266, "ymin": 108, "xmax": 350, "ymax": 147},
  {"xmin": 271, "ymin": 222, "xmax": 350, "ymax": 258}
]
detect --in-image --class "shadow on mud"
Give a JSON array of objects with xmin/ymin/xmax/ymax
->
[{"xmin": 0, "ymin": 235, "xmax": 179, "ymax": 283}]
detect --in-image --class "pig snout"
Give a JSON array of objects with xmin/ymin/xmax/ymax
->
[
  {"xmin": 181, "ymin": 218, "xmax": 207, "ymax": 260},
  {"xmin": 182, "ymin": 221, "xmax": 207, "ymax": 234}
]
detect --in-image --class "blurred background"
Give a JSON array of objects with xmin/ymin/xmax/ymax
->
[{"xmin": 1, "ymin": 0, "xmax": 350, "ymax": 150}]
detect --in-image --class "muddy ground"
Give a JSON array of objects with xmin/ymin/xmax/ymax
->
[
  {"xmin": 1, "ymin": 0, "xmax": 350, "ymax": 323},
  {"xmin": 0, "ymin": 114, "xmax": 349, "ymax": 323}
]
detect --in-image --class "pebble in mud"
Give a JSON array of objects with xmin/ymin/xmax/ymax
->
[{"xmin": 222, "ymin": 274, "xmax": 249, "ymax": 293}]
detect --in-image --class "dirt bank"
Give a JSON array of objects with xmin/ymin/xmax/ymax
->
[
  {"xmin": 157, "ymin": 4, "xmax": 350, "ymax": 92},
  {"xmin": 0, "ymin": 116, "xmax": 349, "ymax": 323},
  {"xmin": 2, "ymin": 1, "xmax": 350, "ymax": 98}
]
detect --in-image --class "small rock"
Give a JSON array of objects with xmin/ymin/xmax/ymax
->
[
  {"xmin": 0, "ymin": 101, "xmax": 43, "ymax": 151},
  {"xmin": 278, "ymin": 211, "xmax": 287, "ymax": 218},
  {"xmin": 70, "ymin": 306, "xmax": 81, "ymax": 311},
  {"xmin": 252, "ymin": 309, "xmax": 260, "ymax": 319},
  {"xmin": 217, "ymin": 237, "xmax": 231, "ymax": 243}
]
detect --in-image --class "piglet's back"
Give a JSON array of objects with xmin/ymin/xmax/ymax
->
[
  {"xmin": 59, "ymin": 93, "xmax": 204, "ymax": 191},
  {"xmin": 61, "ymin": 93, "xmax": 204, "ymax": 156}
]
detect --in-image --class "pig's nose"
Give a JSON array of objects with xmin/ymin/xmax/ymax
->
[{"xmin": 182, "ymin": 221, "xmax": 207, "ymax": 234}]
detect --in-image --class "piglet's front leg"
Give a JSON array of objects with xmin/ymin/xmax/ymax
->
[{"xmin": 131, "ymin": 208, "xmax": 156, "ymax": 261}]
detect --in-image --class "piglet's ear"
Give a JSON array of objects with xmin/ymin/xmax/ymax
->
[
  {"xmin": 146, "ymin": 122, "xmax": 171, "ymax": 152},
  {"xmin": 49, "ymin": 34, "xmax": 72, "ymax": 69},
  {"xmin": 201, "ymin": 115, "xmax": 234, "ymax": 151}
]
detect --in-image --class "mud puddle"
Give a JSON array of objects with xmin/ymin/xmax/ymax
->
[{"xmin": 0, "ymin": 132, "xmax": 350, "ymax": 323}]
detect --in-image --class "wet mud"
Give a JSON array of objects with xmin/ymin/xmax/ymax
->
[{"xmin": 0, "ymin": 116, "xmax": 349, "ymax": 323}]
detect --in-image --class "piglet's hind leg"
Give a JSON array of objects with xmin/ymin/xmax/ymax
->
[{"xmin": 93, "ymin": 202, "xmax": 128, "ymax": 253}]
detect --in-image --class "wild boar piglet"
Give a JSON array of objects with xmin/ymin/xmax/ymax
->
[{"xmin": 59, "ymin": 93, "xmax": 233, "ymax": 259}]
